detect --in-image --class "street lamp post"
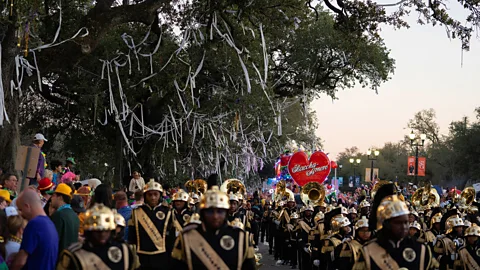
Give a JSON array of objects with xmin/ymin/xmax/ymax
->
[
  {"xmin": 349, "ymin": 158, "xmax": 361, "ymax": 184},
  {"xmin": 367, "ymin": 149, "xmax": 380, "ymax": 182},
  {"xmin": 409, "ymin": 131, "xmax": 427, "ymax": 183}
]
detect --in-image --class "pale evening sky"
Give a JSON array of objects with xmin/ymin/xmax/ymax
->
[{"xmin": 313, "ymin": 4, "xmax": 480, "ymax": 160}]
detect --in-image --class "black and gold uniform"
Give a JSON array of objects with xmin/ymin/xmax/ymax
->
[
  {"xmin": 434, "ymin": 209, "xmax": 465, "ymax": 270},
  {"xmin": 128, "ymin": 179, "xmax": 170, "ymax": 269},
  {"xmin": 459, "ymin": 223, "xmax": 480, "ymax": 270},
  {"xmin": 360, "ymin": 183, "xmax": 432, "ymax": 270},
  {"xmin": 424, "ymin": 208, "xmax": 443, "ymax": 248},
  {"xmin": 297, "ymin": 205, "xmax": 316, "ymax": 270},
  {"xmin": 333, "ymin": 216, "xmax": 370, "ymax": 270},
  {"xmin": 318, "ymin": 207, "xmax": 351, "ymax": 270},
  {"xmin": 171, "ymin": 186, "xmax": 256, "ymax": 270},
  {"xmin": 57, "ymin": 203, "xmax": 140, "ymax": 270},
  {"xmin": 166, "ymin": 189, "xmax": 193, "ymax": 256}
]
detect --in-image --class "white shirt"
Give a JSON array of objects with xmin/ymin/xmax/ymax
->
[
  {"xmin": 5, "ymin": 240, "xmax": 20, "ymax": 261},
  {"xmin": 129, "ymin": 177, "xmax": 145, "ymax": 192}
]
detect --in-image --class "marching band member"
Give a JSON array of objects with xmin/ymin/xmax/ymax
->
[
  {"xmin": 171, "ymin": 186, "xmax": 256, "ymax": 270},
  {"xmin": 360, "ymin": 183, "xmax": 432, "ymax": 270},
  {"xmin": 434, "ymin": 209, "xmax": 465, "ymax": 270},
  {"xmin": 297, "ymin": 205, "xmax": 315, "ymax": 270},
  {"xmin": 458, "ymin": 223, "xmax": 480, "ymax": 269},
  {"xmin": 332, "ymin": 216, "xmax": 371, "ymax": 270},
  {"xmin": 318, "ymin": 207, "xmax": 351, "ymax": 270},
  {"xmin": 128, "ymin": 179, "xmax": 170, "ymax": 270},
  {"xmin": 57, "ymin": 204, "xmax": 139, "ymax": 270}
]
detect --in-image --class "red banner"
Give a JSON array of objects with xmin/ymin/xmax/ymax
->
[
  {"xmin": 407, "ymin": 156, "xmax": 415, "ymax": 176},
  {"xmin": 418, "ymin": 157, "xmax": 426, "ymax": 176}
]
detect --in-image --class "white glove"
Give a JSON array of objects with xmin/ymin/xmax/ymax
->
[{"xmin": 313, "ymin": 260, "xmax": 320, "ymax": 266}]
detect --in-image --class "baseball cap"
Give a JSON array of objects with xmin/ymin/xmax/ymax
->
[
  {"xmin": 71, "ymin": 195, "xmax": 86, "ymax": 213},
  {"xmin": 5, "ymin": 206, "xmax": 18, "ymax": 217},
  {"xmin": 33, "ymin": 133, "xmax": 48, "ymax": 142},
  {"xmin": 47, "ymin": 183, "xmax": 73, "ymax": 198}
]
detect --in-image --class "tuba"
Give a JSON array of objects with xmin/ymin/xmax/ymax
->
[
  {"xmin": 411, "ymin": 183, "xmax": 440, "ymax": 208},
  {"xmin": 185, "ymin": 180, "xmax": 196, "ymax": 194},
  {"xmin": 274, "ymin": 180, "xmax": 295, "ymax": 203},
  {"xmin": 301, "ymin": 182, "xmax": 326, "ymax": 206},
  {"xmin": 220, "ymin": 179, "xmax": 246, "ymax": 197},
  {"xmin": 185, "ymin": 179, "xmax": 207, "ymax": 195},
  {"xmin": 461, "ymin": 187, "xmax": 476, "ymax": 206},
  {"xmin": 194, "ymin": 179, "xmax": 207, "ymax": 194}
]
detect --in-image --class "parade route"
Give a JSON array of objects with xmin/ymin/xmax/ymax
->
[{"xmin": 258, "ymin": 241, "xmax": 297, "ymax": 270}]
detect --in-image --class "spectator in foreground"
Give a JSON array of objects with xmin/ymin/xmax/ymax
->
[
  {"xmin": 48, "ymin": 183, "xmax": 79, "ymax": 253},
  {"xmin": 10, "ymin": 189, "xmax": 58, "ymax": 270}
]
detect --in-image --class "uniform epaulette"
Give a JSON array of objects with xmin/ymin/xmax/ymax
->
[
  {"xmin": 67, "ymin": 242, "xmax": 83, "ymax": 252},
  {"xmin": 183, "ymin": 224, "xmax": 199, "ymax": 233}
]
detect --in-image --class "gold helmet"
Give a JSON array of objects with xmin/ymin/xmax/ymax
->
[
  {"xmin": 445, "ymin": 215, "xmax": 464, "ymax": 234},
  {"xmin": 144, "ymin": 179, "xmax": 163, "ymax": 193},
  {"xmin": 409, "ymin": 221, "xmax": 421, "ymax": 231},
  {"xmin": 359, "ymin": 200, "xmax": 370, "ymax": 208},
  {"xmin": 376, "ymin": 195, "xmax": 410, "ymax": 230},
  {"xmin": 314, "ymin": 212, "xmax": 325, "ymax": 223},
  {"xmin": 229, "ymin": 193, "xmax": 239, "ymax": 202},
  {"xmin": 325, "ymin": 205, "xmax": 334, "ymax": 213},
  {"xmin": 464, "ymin": 220, "xmax": 472, "ymax": 228},
  {"xmin": 355, "ymin": 216, "xmax": 369, "ymax": 230},
  {"xmin": 410, "ymin": 210, "xmax": 419, "ymax": 218},
  {"xmin": 290, "ymin": 212, "xmax": 300, "ymax": 219},
  {"xmin": 304, "ymin": 205, "xmax": 314, "ymax": 212},
  {"xmin": 172, "ymin": 189, "xmax": 190, "ymax": 202},
  {"xmin": 188, "ymin": 213, "xmax": 202, "ymax": 225},
  {"xmin": 429, "ymin": 208, "xmax": 442, "ymax": 228},
  {"xmin": 331, "ymin": 215, "xmax": 351, "ymax": 232},
  {"xmin": 348, "ymin": 208, "xmax": 357, "ymax": 214},
  {"xmin": 199, "ymin": 186, "xmax": 230, "ymax": 210},
  {"xmin": 340, "ymin": 206, "xmax": 348, "ymax": 216},
  {"xmin": 236, "ymin": 193, "xmax": 244, "ymax": 201},
  {"xmin": 465, "ymin": 223, "xmax": 480, "ymax": 237},
  {"xmin": 84, "ymin": 203, "xmax": 116, "ymax": 231}
]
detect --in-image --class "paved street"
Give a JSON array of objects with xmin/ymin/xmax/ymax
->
[{"xmin": 257, "ymin": 241, "xmax": 299, "ymax": 270}]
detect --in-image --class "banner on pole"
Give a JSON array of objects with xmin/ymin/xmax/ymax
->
[
  {"xmin": 407, "ymin": 156, "xmax": 415, "ymax": 176},
  {"xmin": 365, "ymin": 168, "xmax": 379, "ymax": 182},
  {"xmin": 418, "ymin": 157, "xmax": 426, "ymax": 176}
]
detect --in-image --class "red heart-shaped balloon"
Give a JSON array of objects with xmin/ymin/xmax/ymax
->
[{"xmin": 287, "ymin": 151, "xmax": 331, "ymax": 187}]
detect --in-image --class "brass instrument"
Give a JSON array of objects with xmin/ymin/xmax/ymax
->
[
  {"xmin": 185, "ymin": 179, "xmax": 207, "ymax": 195},
  {"xmin": 371, "ymin": 180, "xmax": 391, "ymax": 199},
  {"xmin": 461, "ymin": 187, "xmax": 476, "ymax": 205},
  {"xmin": 274, "ymin": 180, "xmax": 295, "ymax": 203},
  {"xmin": 220, "ymin": 178, "xmax": 246, "ymax": 197},
  {"xmin": 194, "ymin": 179, "xmax": 207, "ymax": 194},
  {"xmin": 411, "ymin": 183, "xmax": 440, "ymax": 208},
  {"xmin": 185, "ymin": 180, "xmax": 196, "ymax": 193},
  {"xmin": 301, "ymin": 182, "xmax": 326, "ymax": 206}
]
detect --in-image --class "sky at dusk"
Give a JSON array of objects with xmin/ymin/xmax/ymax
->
[{"xmin": 313, "ymin": 6, "xmax": 480, "ymax": 160}]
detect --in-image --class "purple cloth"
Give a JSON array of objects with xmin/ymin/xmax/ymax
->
[{"xmin": 21, "ymin": 215, "xmax": 59, "ymax": 270}]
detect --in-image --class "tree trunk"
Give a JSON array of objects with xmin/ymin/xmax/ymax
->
[
  {"xmin": 0, "ymin": 64, "xmax": 19, "ymax": 174},
  {"xmin": 113, "ymin": 124, "xmax": 124, "ymax": 188}
]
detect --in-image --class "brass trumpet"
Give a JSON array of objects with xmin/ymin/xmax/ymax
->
[{"xmin": 274, "ymin": 180, "xmax": 295, "ymax": 203}]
